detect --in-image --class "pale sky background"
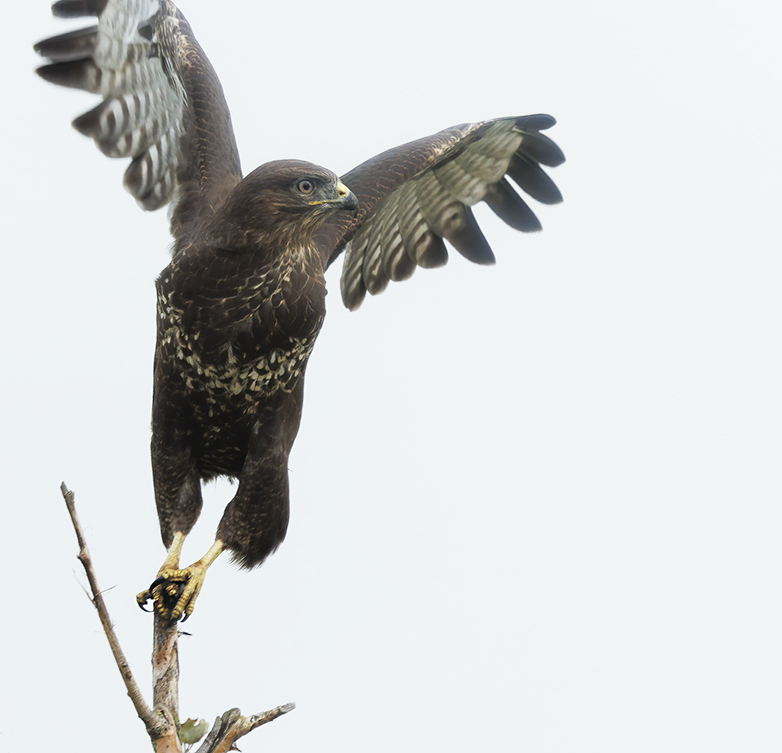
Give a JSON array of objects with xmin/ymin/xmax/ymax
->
[{"xmin": 3, "ymin": 1, "xmax": 781, "ymax": 751}]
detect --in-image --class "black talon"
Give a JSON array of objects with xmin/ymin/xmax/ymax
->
[{"xmin": 137, "ymin": 591, "xmax": 154, "ymax": 612}]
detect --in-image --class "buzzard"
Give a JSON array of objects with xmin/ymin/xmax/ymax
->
[{"xmin": 35, "ymin": 0, "xmax": 565, "ymax": 621}]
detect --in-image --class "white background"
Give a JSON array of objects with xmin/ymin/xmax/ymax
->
[{"xmin": 4, "ymin": 1, "xmax": 781, "ymax": 751}]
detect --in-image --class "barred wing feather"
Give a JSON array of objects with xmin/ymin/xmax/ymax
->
[
  {"xmin": 35, "ymin": 4, "xmax": 565, "ymax": 311},
  {"xmin": 333, "ymin": 115, "xmax": 565, "ymax": 311},
  {"xmin": 34, "ymin": 0, "xmax": 241, "ymax": 239}
]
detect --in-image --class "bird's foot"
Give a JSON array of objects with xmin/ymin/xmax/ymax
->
[
  {"xmin": 137, "ymin": 539, "xmax": 223, "ymax": 622},
  {"xmin": 136, "ymin": 562, "xmax": 210, "ymax": 622}
]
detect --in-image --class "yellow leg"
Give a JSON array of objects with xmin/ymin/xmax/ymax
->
[
  {"xmin": 136, "ymin": 531, "xmax": 187, "ymax": 611},
  {"xmin": 160, "ymin": 531, "xmax": 187, "ymax": 571},
  {"xmin": 137, "ymin": 537, "xmax": 224, "ymax": 622}
]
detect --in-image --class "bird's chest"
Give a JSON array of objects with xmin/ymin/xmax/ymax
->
[{"xmin": 157, "ymin": 248, "xmax": 326, "ymax": 405}]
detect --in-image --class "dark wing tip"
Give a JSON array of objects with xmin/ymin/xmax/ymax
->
[
  {"xmin": 516, "ymin": 113, "xmax": 557, "ymax": 131},
  {"xmin": 51, "ymin": 0, "xmax": 109, "ymax": 18},
  {"xmin": 515, "ymin": 115, "xmax": 566, "ymax": 167},
  {"xmin": 35, "ymin": 59, "xmax": 101, "ymax": 92},
  {"xmin": 34, "ymin": 27, "xmax": 98, "ymax": 61},
  {"xmin": 484, "ymin": 179, "xmax": 543, "ymax": 233},
  {"xmin": 343, "ymin": 281, "xmax": 367, "ymax": 312},
  {"xmin": 441, "ymin": 206, "xmax": 496, "ymax": 265},
  {"xmin": 507, "ymin": 154, "xmax": 563, "ymax": 205}
]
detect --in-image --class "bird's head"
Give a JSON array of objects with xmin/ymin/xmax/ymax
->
[{"xmin": 209, "ymin": 160, "xmax": 358, "ymax": 250}]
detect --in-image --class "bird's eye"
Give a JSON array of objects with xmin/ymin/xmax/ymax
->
[{"xmin": 296, "ymin": 179, "xmax": 316, "ymax": 195}]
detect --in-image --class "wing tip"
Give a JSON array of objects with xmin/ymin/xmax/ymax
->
[
  {"xmin": 342, "ymin": 288, "xmax": 366, "ymax": 312},
  {"xmin": 34, "ymin": 28, "xmax": 99, "ymax": 63},
  {"xmin": 516, "ymin": 113, "xmax": 557, "ymax": 131},
  {"xmin": 51, "ymin": 0, "xmax": 109, "ymax": 18},
  {"xmin": 35, "ymin": 58, "xmax": 101, "ymax": 93}
]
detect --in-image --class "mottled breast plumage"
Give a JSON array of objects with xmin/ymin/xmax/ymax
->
[{"xmin": 156, "ymin": 242, "xmax": 326, "ymax": 419}]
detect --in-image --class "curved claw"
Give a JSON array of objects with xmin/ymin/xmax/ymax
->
[
  {"xmin": 136, "ymin": 590, "xmax": 154, "ymax": 612},
  {"xmin": 138, "ymin": 565, "xmax": 209, "ymax": 622},
  {"xmin": 138, "ymin": 540, "xmax": 222, "ymax": 622}
]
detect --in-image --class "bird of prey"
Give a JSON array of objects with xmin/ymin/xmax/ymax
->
[{"xmin": 35, "ymin": 0, "xmax": 565, "ymax": 621}]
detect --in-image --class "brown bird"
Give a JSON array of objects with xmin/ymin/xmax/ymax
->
[{"xmin": 35, "ymin": 0, "xmax": 565, "ymax": 621}]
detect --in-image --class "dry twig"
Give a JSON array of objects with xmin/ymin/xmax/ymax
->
[{"xmin": 60, "ymin": 482, "xmax": 294, "ymax": 752}]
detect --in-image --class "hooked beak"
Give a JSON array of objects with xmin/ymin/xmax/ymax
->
[{"xmin": 309, "ymin": 181, "xmax": 358, "ymax": 212}]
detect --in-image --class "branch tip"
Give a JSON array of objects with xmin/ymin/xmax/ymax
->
[
  {"xmin": 59, "ymin": 483, "xmax": 292, "ymax": 752},
  {"xmin": 58, "ymin": 482, "xmax": 158, "ymax": 733}
]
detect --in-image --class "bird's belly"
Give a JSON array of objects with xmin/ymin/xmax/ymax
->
[
  {"xmin": 192, "ymin": 414, "xmax": 250, "ymax": 478},
  {"xmin": 168, "ymin": 335, "xmax": 316, "ymax": 478}
]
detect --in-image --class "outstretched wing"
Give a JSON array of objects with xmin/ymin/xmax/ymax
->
[
  {"xmin": 322, "ymin": 115, "xmax": 564, "ymax": 311},
  {"xmin": 34, "ymin": 0, "xmax": 242, "ymax": 243}
]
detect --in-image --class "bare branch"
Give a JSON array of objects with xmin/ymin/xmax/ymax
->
[
  {"xmin": 61, "ymin": 483, "xmax": 182, "ymax": 751},
  {"xmin": 61, "ymin": 483, "xmax": 159, "ymax": 730},
  {"xmin": 195, "ymin": 704, "xmax": 296, "ymax": 753},
  {"xmin": 60, "ymin": 482, "xmax": 293, "ymax": 752}
]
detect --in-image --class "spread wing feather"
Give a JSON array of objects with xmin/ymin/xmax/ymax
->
[
  {"xmin": 34, "ymin": 0, "xmax": 242, "ymax": 244},
  {"xmin": 36, "ymin": 5, "xmax": 565, "ymax": 310},
  {"xmin": 324, "ymin": 115, "xmax": 565, "ymax": 311}
]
